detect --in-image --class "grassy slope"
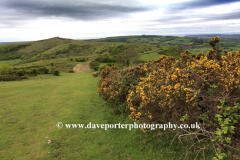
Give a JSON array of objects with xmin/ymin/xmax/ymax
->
[
  {"xmin": 0, "ymin": 37, "xmax": 160, "ymax": 69},
  {"xmin": 15, "ymin": 57, "xmax": 85, "ymax": 73},
  {"xmin": 0, "ymin": 59, "xmax": 21, "ymax": 66},
  {"xmin": 0, "ymin": 72, "xmax": 220, "ymax": 160}
]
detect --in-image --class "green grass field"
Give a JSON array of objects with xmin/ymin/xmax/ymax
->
[
  {"xmin": 140, "ymin": 52, "xmax": 162, "ymax": 61},
  {"xmin": 0, "ymin": 71, "xmax": 221, "ymax": 160}
]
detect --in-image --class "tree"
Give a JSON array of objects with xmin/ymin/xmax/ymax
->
[{"xmin": 115, "ymin": 47, "xmax": 139, "ymax": 67}]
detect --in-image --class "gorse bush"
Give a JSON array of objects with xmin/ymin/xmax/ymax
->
[
  {"xmin": 99, "ymin": 63, "xmax": 115, "ymax": 71},
  {"xmin": 98, "ymin": 37, "xmax": 240, "ymax": 159},
  {"xmin": 92, "ymin": 72, "xmax": 99, "ymax": 77}
]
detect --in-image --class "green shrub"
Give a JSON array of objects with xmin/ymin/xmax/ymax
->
[
  {"xmin": 37, "ymin": 68, "xmax": 42, "ymax": 73},
  {"xmin": 53, "ymin": 70, "xmax": 60, "ymax": 76},
  {"xmin": 16, "ymin": 70, "xmax": 25, "ymax": 76},
  {"xmin": 90, "ymin": 61, "xmax": 101, "ymax": 71},
  {"xmin": 99, "ymin": 65, "xmax": 107, "ymax": 71},
  {"xmin": 43, "ymin": 68, "xmax": 49, "ymax": 74},
  {"xmin": 106, "ymin": 63, "xmax": 115, "ymax": 67},
  {"xmin": 76, "ymin": 58, "xmax": 86, "ymax": 62},
  {"xmin": 138, "ymin": 60, "xmax": 146, "ymax": 63},
  {"xmin": 0, "ymin": 65, "xmax": 14, "ymax": 75},
  {"xmin": 95, "ymin": 54, "xmax": 115, "ymax": 63},
  {"xmin": 0, "ymin": 74, "xmax": 19, "ymax": 81},
  {"xmin": 37, "ymin": 67, "xmax": 49, "ymax": 74},
  {"xmin": 29, "ymin": 68, "xmax": 38, "ymax": 75}
]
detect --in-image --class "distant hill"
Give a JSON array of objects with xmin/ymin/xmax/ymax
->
[
  {"xmin": 185, "ymin": 34, "xmax": 240, "ymax": 39},
  {"xmin": 0, "ymin": 41, "xmax": 31, "ymax": 45},
  {"xmin": 85, "ymin": 35, "xmax": 179, "ymax": 43}
]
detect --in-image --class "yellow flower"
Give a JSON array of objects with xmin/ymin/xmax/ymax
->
[{"xmin": 130, "ymin": 107, "xmax": 136, "ymax": 111}]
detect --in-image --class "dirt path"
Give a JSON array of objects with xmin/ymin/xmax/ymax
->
[
  {"xmin": 82, "ymin": 63, "xmax": 91, "ymax": 72},
  {"xmin": 73, "ymin": 64, "xmax": 83, "ymax": 73},
  {"xmin": 73, "ymin": 63, "xmax": 91, "ymax": 73}
]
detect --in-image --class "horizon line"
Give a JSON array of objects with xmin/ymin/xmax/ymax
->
[{"xmin": 1, "ymin": 33, "xmax": 240, "ymax": 43}]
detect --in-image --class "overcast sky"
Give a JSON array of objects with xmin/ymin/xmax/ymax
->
[{"xmin": 0, "ymin": 0, "xmax": 240, "ymax": 42}]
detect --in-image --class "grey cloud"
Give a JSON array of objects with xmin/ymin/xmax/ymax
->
[
  {"xmin": 211, "ymin": 11, "xmax": 240, "ymax": 20},
  {"xmin": 150, "ymin": 10, "xmax": 240, "ymax": 25},
  {"xmin": 166, "ymin": 0, "xmax": 240, "ymax": 13},
  {"xmin": 0, "ymin": 0, "xmax": 151, "ymax": 22}
]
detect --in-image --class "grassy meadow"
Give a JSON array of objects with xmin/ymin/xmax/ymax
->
[{"xmin": 0, "ymin": 72, "xmax": 220, "ymax": 160}]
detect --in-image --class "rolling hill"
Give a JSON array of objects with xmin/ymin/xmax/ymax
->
[{"xmin": 0, "ymin": 37, "xmax": 158, "ymax": 64}]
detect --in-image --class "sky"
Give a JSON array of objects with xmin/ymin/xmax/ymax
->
[{"xmin": 0, "ymin": 0, "xmax": 240, "ymax": 42}]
